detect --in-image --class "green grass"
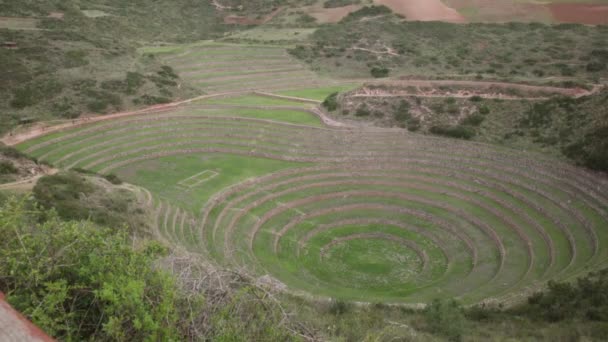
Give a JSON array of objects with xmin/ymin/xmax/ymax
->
[
  {"xmin": 114, "ymin": 153, "xmax": 306, "ymax": 213},
  {"xmin": 222, "ymin": 27, "xmax": 317, "ymax": 42},
  {"xmin": 275, "ymin": 84, "xmax": 360, "ymax": 101},
  {"xmin": 199, "ymin": 94, "xmax": 313, "ymax": 108}
]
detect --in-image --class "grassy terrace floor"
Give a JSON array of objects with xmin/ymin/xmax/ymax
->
[{"xmin": 141, "ymin": 42, "xmax": 350, "ymax": 93}]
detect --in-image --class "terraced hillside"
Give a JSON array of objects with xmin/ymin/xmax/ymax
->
[
  {"xmin": 15, "ymin": 93, "xmax": 608, "ymax": 304},
  {"xmin": 142, "ymin": 42, "xmax": 348, "ymax": 93}
]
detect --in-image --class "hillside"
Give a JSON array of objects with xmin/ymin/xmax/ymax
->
[
  {"xmin": 325, "ymin": 83, "xmax": 608, "ymax": 171},
  {"xmin": 1, "ymin": 1, "xmax": 608, "ymax": 341},
  {"xmin": 289, "ymin": 8, "xmax": 608, "ymax": 82},
  {"xmin": 0, "ymin": 0, "xmax": 228, "ymax": 134}
]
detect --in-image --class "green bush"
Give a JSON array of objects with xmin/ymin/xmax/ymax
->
[
  {"xmin": 0, "ymin": 197, "xmax": 179, "ymax": 341},
  {"xmin": 394, "ymin": 100, "xmax": 411, "ymax": 122},
  {"xmin": 322, "ymin": 92, "xmax": 339, "ymax": 111},
  {"xmin": 461, "ymin": 113, "xmax": 485, "ymax": 126},
  {"xmin": 430, "ymin": 125, "xmax": 476, "ymax": 139},
  {"xmin": 424, "ymin": 299, "xmax": 465, "ymax": 341},
  {"xmin": 324, "ymin": 0, "xmax": 359, "ymax": 8},
  {"xmin": 0, "ymin": 161, "xmax": 18, "ymax": 175},
  {"xmin": 0, "ymin": 145, "xmax": 30, "ymax": 160},
  {"xmin": 355, "ymin": 104, "xmax": 371, "ymax": 116},
  {"xmin": 526, "ymin": 269, "xmax": 608, "ymax": 322},
  {"xmin": 370, "ymin": 66, "xmax": 389, "ymax": 78},
  {"xmin": 134, "ymin": 94, "xmax": 172, "ymax": 106},
  {"xmin": 104, "ymin": 173, "xmax": 123, "ymax": 185},
  {"xmin": 478, "ymin": 105, "xmax": 490, "ymax": 115}
]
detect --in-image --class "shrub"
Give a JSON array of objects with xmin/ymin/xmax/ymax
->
[
  {"xmin": 461, "ymin": 113, "xmax": 485, "ymax": 126},
  {"xmin": 430, "ymin": 125, "xmax": 476, "ymax": 139},
  {"xmin": 355, "ymin": 104, "xmax": 371, "ymax": 116},
  {"xmin": 370, "ymin": 66, "xmax": 389, "ymax": 78},
  {"xmin": 63, "ymin": 50, "xmax": 89, "ymax": 68},
  {"xmin": 586, "ymin": 62, "xmax": 606, "ymax": 72},
  {"xmin": 424, "ymin": 299, "xmax": 465, "ymax": 341},
  {"xmin": 0, "ymin": 145, "xmax": 29, "ymax": 159},
  {"xmin": 407, "ymin": 117, "xmax": 421, "ymax": 131},
  {"xmin": 0, "ymin": 197, "xmax": 179, "ymax": 341},
  {"xmin": 0, "ymin": 161, "xmax": 18, "ymax": 175},
  {"xmin": 157, "ymin": 65, "xmax": 179, "ymax": 79},
  {"xmin": 469, "ymin": 95, "xmax": 483, "ymax": 102},
  {"xmin": 134, "ymin": 94, "xmax": 171, "ymax": 106},
  {"xmin": 526, "ymin": 269, "xmax": 608, "ymax": 322},
  {"xmin": 394, "ymin": 100, "xmax": 411, "ymax": 122},
  {"xmin": 322, "ymin": 92, "xmax": 339, "ymax": 111},
  {"xmin": 104, "ymin": 173, "xmax": 122, "ymax": 185},
  {"xmin": 478, "ymin": 105, "xmax": 490, "ymax": 115},
  {"xmin": 125, "ymin": 72, "xmax": 145, "ymax": 94}
]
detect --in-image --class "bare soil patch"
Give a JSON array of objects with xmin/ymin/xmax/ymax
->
[
  {"xmin": 375, "ymin": 0, "xmax": 465, "ymax": 23},
  {"xmin": 0, "ymin": 17, "xmax": 40, "ymax": 30},
  {"xmin": 548, "ymin": 4, "xmax": 608, "ymax": 25},
  {"xmin": 444, "ymin": 0, "xmax": 550, "ymax": 22}
]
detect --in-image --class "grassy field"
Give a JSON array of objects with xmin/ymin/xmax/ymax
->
[
  {"xmin": 146, "ymin": 42, "xmax": 350, "ymax": 94},
  {"xmin": 14, "ymin": 94, "xmax": 608, "ymax": 304}
]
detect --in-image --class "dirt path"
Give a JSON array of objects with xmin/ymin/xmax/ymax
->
[
  {"xmin": 367, "ymin": 79, "xmax": 601, "ymax": 98},
  {"xmin": 1, "ymin": 91, "xmax": 246, "ymax": 147},
  {"xmin": 3, "ymin": 80, "xmax": 602, "ymax": 147},
  {"xmin": 0, "ymin": 168, "xmax": 58, "ymax": 191},
  {"xmin": 253, "ymin": 91, "xmax": 322, "ymax": 104},
  {"xmin": 375, "ymin": 0, "xmax": 466, "ymax": 23}
]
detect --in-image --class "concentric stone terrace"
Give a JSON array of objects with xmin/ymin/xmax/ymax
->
[{"xmin": 17, "ymin": 97, "xmax": 608, "ymax": 303}]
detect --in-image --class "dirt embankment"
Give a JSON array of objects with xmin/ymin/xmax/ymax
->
[
  {"xmin": 548, "ymin": 4, "xmax": 608, "ymax": 25},
  {"xmin": 374, "ymin": 0, "xmax": 466, "ymax": 23}
]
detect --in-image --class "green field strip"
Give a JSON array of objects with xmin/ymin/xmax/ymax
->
[
  {"xmin": 182, "ymin": 67, "xmax": 307, "ymax": 81},
  {"xmin": 198, "ymin": 94, "xmax": 313, "ymax": 107},
  {"xmin": 274, "ymin": 84, "xmax": 361, "ymax": 101},
  {"xmin": 185, "ymin": 70, "xmax": 315, "ymax": 84},
  {"xmin": 193, "ymin": 72, "xmax": 320, "ymax": 88},
  {"xmin": 178, "ymin": 62, "xmax": 304, "ymax": 75},
  {"xmin": 113, "ymin": 154, "xmax": 306, "ymax": 213},
  {"xmin": 173, "ymin": 57, "xmax": 296, "ymax": 70},
  {"xmin": 45, "ymin": 123, "xmax": 331, "ymax": 167}
]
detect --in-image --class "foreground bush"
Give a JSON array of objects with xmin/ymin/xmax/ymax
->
[{"xmin": 0, "ymin": 197, "xmax": 179, "ymax": 340}]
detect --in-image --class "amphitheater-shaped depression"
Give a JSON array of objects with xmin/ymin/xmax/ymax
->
[{"xmin": 17, "ymin": 103, "xmax": 608, "ymax": 304}]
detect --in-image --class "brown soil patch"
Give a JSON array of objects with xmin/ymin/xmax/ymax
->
[
  {"xmin": 301, "ymin": 4, "xmax": 363, "ymax": 23},
  {"xmin": 375, "ymin": 0, "xmax": 466, "ymax": 23},
  {"xmin": 48, "ymin": 12, "xmax": 64, "ymax": 19},
  {"xmin": 445, "ymin": 0, "xmax": 551, "ymax": 23},
  {"xmin": 548, "ymin": 4, "xmax": 608, "ymax": 25}
]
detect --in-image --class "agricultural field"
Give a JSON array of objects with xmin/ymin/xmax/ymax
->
[
  {"xmin": 14, "ymin": 90, "xmax": 608, "ymax": 304},
  {"xmin": 143, "ymin": 42, "xmax": 351, "ymax": 94}
]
